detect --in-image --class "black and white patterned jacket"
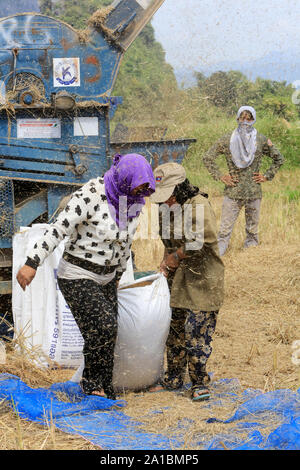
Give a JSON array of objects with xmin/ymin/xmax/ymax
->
[{"xmin": 25, "ymin": 177, "xmax": 139, "ymax": 275}]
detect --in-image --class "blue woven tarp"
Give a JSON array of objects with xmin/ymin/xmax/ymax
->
[
  {"xmin": 203, "ymin": 379, "xmax": 300, "ymax": 450},
  {"xmin": 0, "ymin": 373, "xmax": 299, "ymax": 450},
  {"xmin": 0, "ymin": 373, "xmax": 180, "ymax": 450}
]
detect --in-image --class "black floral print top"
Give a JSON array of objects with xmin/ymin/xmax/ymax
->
[{"xmin": 25, "ymin": 177, "xmax": 139, "ymax": 274}]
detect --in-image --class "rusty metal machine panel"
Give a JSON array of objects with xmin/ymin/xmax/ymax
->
[{"xmin": 0, "ymin": 12, "xmax": 122, "ymax": 184}]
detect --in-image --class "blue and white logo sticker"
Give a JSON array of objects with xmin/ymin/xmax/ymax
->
[{"xmin": 53, "ymin": 58, "xmax": 80, "ymax": 87}]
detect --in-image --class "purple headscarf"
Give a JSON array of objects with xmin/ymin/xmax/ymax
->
[{"xmin": 104, "ymin": 153, "xmax": 155, "ymax": 229}]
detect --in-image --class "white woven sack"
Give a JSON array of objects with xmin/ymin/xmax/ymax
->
[
  {"xmin": 71, "ymin": 273, "xmax": 171, "ymax": 391},
  {"xmin": 12, "ymin": 224, "xmax": 171, "ymax": 389},
  {"xmin": 12, "ymin": 224, "xmax": 84, "ymax": 367}
]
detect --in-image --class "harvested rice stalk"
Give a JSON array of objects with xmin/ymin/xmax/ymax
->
[
  {"xmin": 0, "ymin": 102, "xmax": 15, "ymax": 141},
  {"xmin": 0, "ymin": 330, "xmax": 66, "ymax": 388},
  {"xmin": 53, "ymin": 391, "xmax": 78, "ymax": 404},
  {"xmin": 77, "ymin": 28, "xmax": 91, "ymax": 44},
  {"xmin": 75, "ymin": 100, "xmax": 104, "ymax": 108},
  {"xmin": 88, "ymin": 6, "xmax": 114, "ymax": 28}
]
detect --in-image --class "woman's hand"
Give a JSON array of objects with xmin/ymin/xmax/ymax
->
[
  {"xmin": 164, "ymin": 253, "xmax": 180, "ymax": 270},
  {"xmin": 16, "ymin": 265, "xmax": 37, "ymax": 291},
  {"xmin": 160, "ymin": 251, "xmax": 182, "ymax": 277},
  {"xmin": 160, "ymin": 260, "xmax": 169, "ymax": 277},
  {"xmin": 220, "ymin": 174, "xmax": 239, "ymax": 187},
  {"xmin": 160, "ymin": 259, "xmax": 177, "ymax": 278},
  {"xmin": 253, "ymin": 173, "xmax": 267, "ymax": 183}
]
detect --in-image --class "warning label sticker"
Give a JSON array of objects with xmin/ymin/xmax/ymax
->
[{"xmin": 17, "ymin": 119, "xmax": 61, "ymax": 139}]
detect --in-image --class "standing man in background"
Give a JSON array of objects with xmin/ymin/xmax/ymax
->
[{"xmin": 203, "ymin": 106, "xmax": 284, "ymax": 255}]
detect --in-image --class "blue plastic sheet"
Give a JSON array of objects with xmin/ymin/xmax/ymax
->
[
  {"xmin": 200, "ymin": 379, "xmax": 300, "ymax": 450},
  {"xmin": 0, "ymin": 373, "xmax": 299, "ymax": 450},
  {"xmin": 0, "ymin": 374, "xmax": 125, "ymax": 421}
]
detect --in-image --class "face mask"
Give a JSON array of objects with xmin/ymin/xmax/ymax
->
[
  {"xmin": 238, "ymin": 120, "xmax": 254, "ymax": 133},
  {"xmin": 239, "ymin": 119, "xmax": 254, "ymax": 126}
]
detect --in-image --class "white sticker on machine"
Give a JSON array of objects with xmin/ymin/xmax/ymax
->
[
  {"xmin": 0, "ymin": 80, "xmax": 5, "ymax": 104},
  {"xmin": 17, "ymin": 119, "xmax": 61, "ymax": 139},
  {"xmin": 74, "ymin": 117, "xmax": 99, "ymax": 136},
  {"xmin": 53, "ymin": 57, "xmax": 80, "ymax": 87}
]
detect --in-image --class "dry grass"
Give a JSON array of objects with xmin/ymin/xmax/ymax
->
[
  {"xmin": 120, "ymin": 388, "xmax": 286, "ymax": 449},
  {"xmin": 0, "ymin": 408, "xmax": 99, "ymax": 450},
  {"xmin": 0, "ymin": 341, "xmax": 100, "ymax": 450},
  {"xmin": 209, "ymin": 242, "xmax": 300, "ymax": 392},
  {"xmin": 0, "ymin": 169, "xmax": 299, "ymax": 449},
  {"xmin": 127, "ymin": 200, "xmax": 300, "ymax": 448},
  {"xmin": 132, "ymin": 171, "xmax": 300, "ymax": 396},
  {"xmin": 131, "ymin": 170, "xmax": 300, "ymax": 396}
]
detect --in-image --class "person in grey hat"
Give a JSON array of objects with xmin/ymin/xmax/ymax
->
[
  {"xmin": 148, "ymin": 162, "xmax": 224, "ymax": 401},
  {"xmin": 203, "ymin": 106, "xmax": 284, "ymax": 255}
]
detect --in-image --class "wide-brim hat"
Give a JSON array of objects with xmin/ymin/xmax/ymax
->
[{"xmin": 150, "ymin": 162, "xmax": 186, "ymax": 203}]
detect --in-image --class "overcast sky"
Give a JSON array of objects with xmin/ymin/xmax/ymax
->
[
  {"xmin": 1, "ymin": 0, "xmax": 299, "ymax": 82},
  {"xmin": 152, "ymin": 0, "xmax": 300, "ymax": 73}
]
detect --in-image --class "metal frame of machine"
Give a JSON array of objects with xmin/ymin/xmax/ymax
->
[{"xmin": 0, "ymin": 0, "xmax": 196, "ymax": 296}]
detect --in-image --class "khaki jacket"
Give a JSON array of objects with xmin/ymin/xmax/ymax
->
[
  {"xmin": 203, "ymin": 132, "xmax": 284, "ymax": 200},
  {"xmin": 159, "ymin": 193, "xmax": 224, "ymax": 312}
]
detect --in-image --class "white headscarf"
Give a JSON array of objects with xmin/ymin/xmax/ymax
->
[{"xmin": 230, "ymin": 106, "xmax": 257, "ymax": 168}]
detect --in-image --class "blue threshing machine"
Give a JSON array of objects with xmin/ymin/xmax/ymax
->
[{"xmin": 0, "ymin": 0, "xmax": 196, "ymax": 309}]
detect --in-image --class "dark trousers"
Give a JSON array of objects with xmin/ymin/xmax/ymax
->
[
  {"xmin": 58, "ymin": 277, "xmax": 118, "ymax": 399},
  {"xmin": 162, "ymin": 307, "xmax": 218, "ymax": 391}
]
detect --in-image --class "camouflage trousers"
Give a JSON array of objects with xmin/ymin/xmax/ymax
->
[
  {"xmin": 58, "ymin": 277, "xmax": 118, "ymax": 399},
  {"xmin": 218, "ymin": 196, "xmax": 261, "ymax": 256},
  {"xmin": 162, "ymin": 308, "xmax": 218, "ymax": 391}
]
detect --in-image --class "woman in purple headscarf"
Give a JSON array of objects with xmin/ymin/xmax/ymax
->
[
  {"xmin": 104, "ymin": 153, "xmax": 155, "ymax": 229},
  {"xmin": 16, "ymin": 153, "xmax": 155, "ymax": 399}
]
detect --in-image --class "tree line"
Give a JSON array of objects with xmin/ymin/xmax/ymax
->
[{"xmin": 194, "ymin": 70, "xmax": 298, "ymax": 120}]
